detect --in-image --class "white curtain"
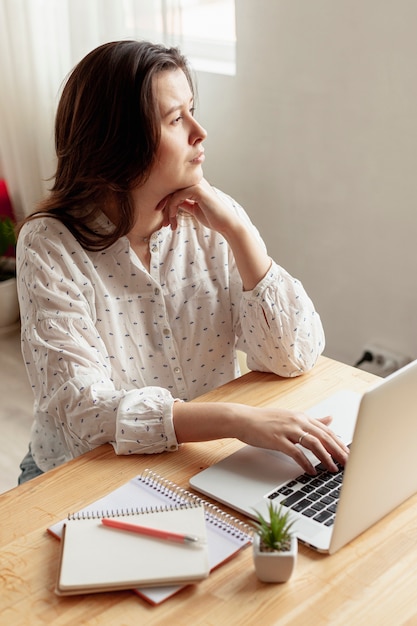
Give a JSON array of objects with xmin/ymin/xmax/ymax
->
[{"xmin": 0, "ymin": 0, "xmax": 182, "ymax": 220}]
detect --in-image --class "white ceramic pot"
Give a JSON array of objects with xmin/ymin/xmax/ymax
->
[{"xmin": 253, "ymin": 533, "xmax": 298, "ymax": 583}]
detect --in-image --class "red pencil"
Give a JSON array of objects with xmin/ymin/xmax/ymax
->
[{"xmin": 101, "ymin": 518, "xmax": 200, "ymax": 544}]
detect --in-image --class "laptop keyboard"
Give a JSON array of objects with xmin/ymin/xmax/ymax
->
[{"xmin": 268, "ymin": 459, "xmax": 345, "ymax": 527}]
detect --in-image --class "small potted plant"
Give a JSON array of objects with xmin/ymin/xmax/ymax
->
[
  {"xmin": 0, "ymin": 215, "xmax": 19, "ymax": 330},
  {"xmin": 251, "ymin": 502, "xmax": 297, "ymax": 583}
]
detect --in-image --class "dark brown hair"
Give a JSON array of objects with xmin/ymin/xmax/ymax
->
[{"xmin": 21, "ymin": 40, "xmax": 193, "ymax": 250}]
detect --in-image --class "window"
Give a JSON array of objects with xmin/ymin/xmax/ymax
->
[{"xmin": 124, "ymin": 0, "xmax": 236, "ymax": 75}]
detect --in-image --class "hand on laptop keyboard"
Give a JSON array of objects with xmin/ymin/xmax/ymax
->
[
  {"xmin": 174, "ymin": 402, "xmax": 349, "ymax": 475},
  {"xmin": 234, "ymin": 406, "xmax": 350, "ymax": 475}
]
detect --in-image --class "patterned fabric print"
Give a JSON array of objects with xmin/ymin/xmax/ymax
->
[{"xmin": 16, "ymin": 189, "xmax": 324, "ymax": 471}]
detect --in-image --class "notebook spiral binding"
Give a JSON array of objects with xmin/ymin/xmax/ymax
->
[
  {"xmin": 68, "ymin": 501, "xmax": 199, "ymax": 521},
  {"xmin": 67, "ymin": 469, "xmax": 253, "ymax": 543},
  {"xmin": 140, "ymin": 468, "xmax": 253, "ymax": 542}
]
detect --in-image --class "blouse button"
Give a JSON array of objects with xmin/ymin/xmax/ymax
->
[
  {"xmin": 154, "ymin": 287, "xmax": 160, "ymax": 296},
  {"xmin": 174, "ymin": 367, "xmax": 181, "ymax": 374},
  {"xmin": 163, "ymin": 328, "xmax": 170, "ymax": 336},
  {"xmin": 152, "ymin": 245, "xmax": 158, "ymax": 253}
]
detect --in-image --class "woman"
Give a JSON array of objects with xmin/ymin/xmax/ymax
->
[{"xmin": 17, "ymin": 40, "xmax": 348, "ymax": 484}]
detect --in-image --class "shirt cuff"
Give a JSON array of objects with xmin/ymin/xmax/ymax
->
[{"xmin": 113, "ymin": 387, "xmax": 179, "ymax": 455}]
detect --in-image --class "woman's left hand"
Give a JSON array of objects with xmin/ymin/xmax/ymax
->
[
  {"xmin": 162, "ymin": 178, "xmax": 236, "ymax": 236},
  {"xmin": 162, "ymin": 178, "xmax": 272, "ymax": 292}
]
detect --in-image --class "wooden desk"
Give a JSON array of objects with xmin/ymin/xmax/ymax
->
[{"xmin": 2, "ymin": 357, "xmax": 417, "ymax": 625}]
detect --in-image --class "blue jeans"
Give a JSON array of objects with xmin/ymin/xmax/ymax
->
[{"xmin": 18, "ymin": 445, "xmax": 44, "ymax": 485}]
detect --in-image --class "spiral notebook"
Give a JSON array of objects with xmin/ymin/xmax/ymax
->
[
  {"xmin": 48, "ymin": 469, "xmax": 253, "ymax": 605},
  {"xmin": 56, "ymin": 503, "xmax": 209, "ymax": 595}
]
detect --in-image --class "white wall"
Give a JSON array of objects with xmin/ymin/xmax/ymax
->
[{"xmin": 196, "ymin": 0, "xmax": 417, "ymax": 366}]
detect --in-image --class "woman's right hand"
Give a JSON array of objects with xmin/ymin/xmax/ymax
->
[
  {"xmin": 172, "ymin": 401, "xmax": 349, "ymax": 475},
  {"xmin": 235, "ymin": 405, "xmax": 349, "ymax": 475}
]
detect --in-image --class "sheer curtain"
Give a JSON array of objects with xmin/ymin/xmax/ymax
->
[{"xmin": 0, "ymin": 0, "xmax": 182, "ymax": 220}]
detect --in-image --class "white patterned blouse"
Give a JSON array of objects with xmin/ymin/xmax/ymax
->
[{"xmin": 16, "ymin": 189, "xmax": 324, "ymax": 471}]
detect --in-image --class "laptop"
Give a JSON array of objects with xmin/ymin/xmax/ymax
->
[{"xmin": 190, "ymin": 359, "xmax": 417, "ymax": 554}]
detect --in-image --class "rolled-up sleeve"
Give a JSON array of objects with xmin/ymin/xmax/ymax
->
[
  {"xmin": 114, "ymin": 388, "xmax": 179, "ymax": 455},
  {"xmin": 237, "ymin": 262, "xmax": 325, "ymax": 377}
]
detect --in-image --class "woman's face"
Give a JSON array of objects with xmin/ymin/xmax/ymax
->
[{"xmin": 147, "ymin": 69, "xmax": 207, "ymax": 197}]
